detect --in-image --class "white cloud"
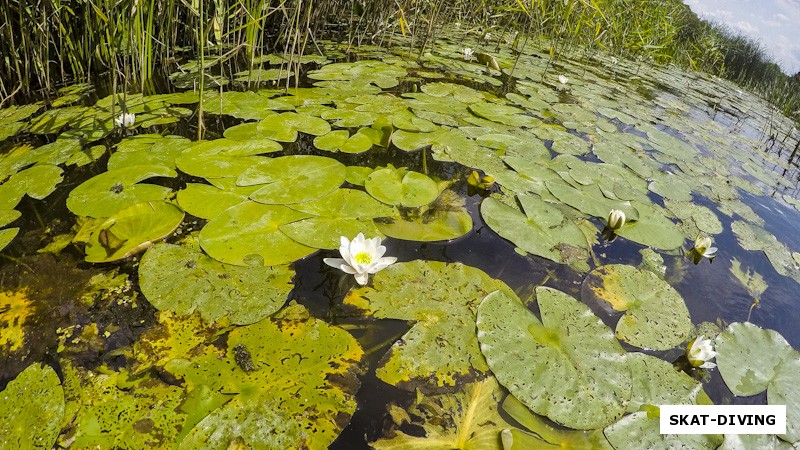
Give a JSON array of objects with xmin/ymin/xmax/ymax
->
[{"xmin": 732, "ymin": 20, "xmax": 759, "ymax": 34}]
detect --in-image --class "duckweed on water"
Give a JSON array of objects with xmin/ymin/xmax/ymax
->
[{"xmin": 1, "ymin": 31, "xmax": 800, "ymax": 448}]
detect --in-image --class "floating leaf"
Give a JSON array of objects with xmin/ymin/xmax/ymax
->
[
  {"xmin": 165, "ymin": 303, "xmax": 363, "ymax": 449},
  {"xmin": 280, "ymin": 217, "xmax": 384, "ymax": 249},
  {"xmin": 480, "ymin": 195, "xmax": 589, "ymax": 264},
  {"xmin": 371, "ymin": 377, "xmax": 513, "ymax": 450},
  {"xmin": 604, "ymin": 411, "xmax": 722, "ymax": 450},
  {"xmin": 256, "ymin": 112, "xmax": 331, "ymax": 142},
  {"xmin": 0, "ymin": 227, "xmax": 19, "ymax": 252},
  {"xmin": 375, "ymin": 190, "xmax": 472, "ymax": 242},
  {"xmin": 62, "ymin": 362, "xmax": 187, "ymax": 448},
  {"xmin": 582, "ymin": 264, "xmax": 693, "ymax": 350},
  {"xmin": 199, "ymin": 201, "xmax": 315, "ymax": 266},
  {"xmin": 67, "ymin": 165, "xmax": 175, "ymax": 218},
  {"xmin": 241, "ymin": 155, "xmax": 346, "ymax": 205},
  {"xmin": 365, "ymin": 167, "xmax": 439, "ymax": 208},
  {"xmin": 344, "ymin": 260, "xmax": 516, "ymax": 391},
  {"xmin": 626, "ymin": 352, "xmax": 707, "ymax": 412},
  {"xmin": 0, "ymin": 363, "xmax": 64, "ymax": 449},
  {"xmin": 615, "ymin": 202, "xmax": 685, "ymax": 250},
  {"xmin": 313, "ymin": 130, "xmax": 373, "ymax": 153},
  {"xmin": 476, "ymin": 287, "xmax": 631, "ymax": 429},
  {"xmin": 83, "ymin": 201, "xmax": 184, "ymax": 263},
  {"xmin": 176, "ymin": 183, "xmax": 255, "ymax": 219},
  {"xmin": 139, "ymin": 243, "xmax": 293, "ymax": 325}
]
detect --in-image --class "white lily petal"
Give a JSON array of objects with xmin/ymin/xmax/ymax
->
[
  {"xmin": 323, "ymin": 258, "xmax": 347, "ymax": 269},
  {"xmin": 700, "ymin": 361, "xmax": 717, "ymax": 369},
  {"xmin": 367, "ymin": 256, "xmax": 397, "ymax": 274},
  {"xmin": 354, "ymin": 272, "xmax": 370, "ymax": 285}
]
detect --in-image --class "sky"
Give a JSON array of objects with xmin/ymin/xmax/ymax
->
[{"xmin": 683, "ymin": 0, "xmax": 800, "ymax": 75}]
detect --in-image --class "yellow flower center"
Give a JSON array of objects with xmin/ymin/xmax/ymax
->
[{"xmin": 353, "ymin": 252, "xmax": 372, "ymax": 265}]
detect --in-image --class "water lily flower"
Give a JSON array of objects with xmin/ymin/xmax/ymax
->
[
  {"xmin": 694, "ymin": 236, "xmax": 717, "ymax": 259},
  {"xmin": 686, "ymin": 335, "xmax": 717, "ymax": 369},
  {"xmin": 463, "ymin": 47, "xmax": 474, "ymax": 60},
  {"xmin": 607, "ymin": 209, "xmax": 626, "ymax": 230},
  {"xmin": 558, "ymin": 74, "xmax": 569, "ymax": 84},
  {"xmin": 323, "ymin": 233, "xmax": 397, "ymax": 285},
  {"xmin": 484, "ymin": 32, "xmax": 492, "ymax": 40},
  {"xmin": 115, "ymin": 112, "xmax": 135, "ymax": 128}
]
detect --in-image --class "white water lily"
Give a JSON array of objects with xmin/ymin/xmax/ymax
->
[
  {"xmin": 558, "ymin": 74, "xmax": 569, "ymax": 84},
  {"xmin": 323, "ymin": 233, "xmax": 397, "ymax": 285},
  {"xmin": 686, "ymin": 335, "xmax": 717, "ymax": 369},
  {"xmin": 463, "ymin": 47, "xmax": 474, "ymax": 60},
  {"xmin": 694, "ymin": 236, "xmax": 717, "ymax": 259},
  {"xmin": 115, "ymin": 112, "xmax": 135, "ymax": 128},
  {"xmin": 607, "ymin": 209, "xmax": 626, "ymax": 230}
]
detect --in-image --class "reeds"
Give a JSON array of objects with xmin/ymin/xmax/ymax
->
[{"xmin": 0, "ymin": 0, "xmax": 797, "ymax": 131}]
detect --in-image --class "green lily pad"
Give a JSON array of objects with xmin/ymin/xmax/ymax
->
[
  {"xmin": 280, "ymin": 217, "xmax": 385, "ymax": 249},
  {"xmin": 313, "ymin": 130, "xmax": 373, "ymax": 153},
  {"xmin": 371, "ymin": 377, "xmax": 513, "ymax": 450},
  {"xmin": 176, "ymin": 183, "xmax": 256, "ymax": 219},
  {"xmin": 0, "ymin": 227, "xmax": 19, "ymax": 252},
  {"xmin": 165, "ymin": 303, "xmax": 364, "ymax": 449},
  {"xmin": 139, "ymin": 243, "xmax": 293, "ymax": 325},
  {"xmin": 476, "ymin": 287, "xmax": 631, "ymax": 429},
  {"xmin": 0, "ymin": 209, "xmax": 21, "ymax": 228},
  {"xmin": 62, "ymin": 361, "xmax": 187, "ymax": 448},
  {"xmin": 546, "ymin": 180, "xmax": 636, "ymax": 220},
  {"xmin": 67, "ymin": 165, "xmax": 175, "ymax": 218},
  {"xmin": 242, "ymin": 155, "xmax": 346, "ymax": 205},
  {"xmin": 480, "ymin": 195, "xmax": 589, "ymax": 264},
  {"xmin": 501, "ymin": 394, "xmax": 614, "ymax": 450},
  {"xmin": 287, "ymin": 188, "xmax": 394, "ymax": 219},
  {"xmin": 0, "ymin": 363, "xmax": 64, "ymax": 449},
  {"xmin": 0, "ymin": 164, "xmax": 64, "ymax": 210},
  {"xmin": 375, "ymin": 208, "xmax": 472, "ymax": 242},
  {"xmin": 582, "ymin": 264, "xmax": 693, "ymax": 350},
  {"xmin": 364, "ymin": 167, "xmax": 439, "ymax": 208},
  {"xmin": 343, "ymin": 260, "xmax": 516, "ymax": 391},
  {"xmin": 604, "ymin": 411, "xmax": 723, "ymax": 450},
  {"xmin": 615, "ymin": 202, "xmax": 685, "ymax": 250},
  {"xmin": 83, "ymin": 201, "xmax": 185, "ymax": 263},
  {"xmin": 176, "ymin": 153, "xmax": 267, "ymax": 180},
  {"xmin": 308, "ymin": 60, "xmax": 406, "ymax": 88},
  {"xmin": 199, "ymin": 201, "xmax": 315, "ymax": 266},
  {"xmin": 715, "ymin": 322, "xmax": 797, "ymax": 397},
  {"xmin": 626, "ymin": 352, "xmax": 707, "ymax": 412},
  {"xmin": 256, "ymin": 112, "xmax": 331, "ymax": 142}
]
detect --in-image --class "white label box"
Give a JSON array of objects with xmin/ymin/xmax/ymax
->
[{"xmin": 660, "ymin": 405, "xmax": 786, "ymax": 434}]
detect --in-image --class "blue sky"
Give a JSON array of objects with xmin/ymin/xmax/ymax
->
[{"xmin": 683, "ymin": 0, "xmax": 800, "ymax": 75}]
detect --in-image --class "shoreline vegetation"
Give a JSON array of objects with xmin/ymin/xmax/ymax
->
[{"xmin": 1, "ymin": 0, "xmax": 798, "ymax": 131}]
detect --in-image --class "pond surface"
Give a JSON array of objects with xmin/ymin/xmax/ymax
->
[{"xmin": 2, "ymin": 32, "xmax": 800, "ymax": 449}]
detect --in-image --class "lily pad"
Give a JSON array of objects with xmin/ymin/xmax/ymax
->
[
  {"xmin": 67, "ymin": 165, "xmax": 175, "ymax": 218},
  {"xmin": 83, "ymin": 201, "xmax": 185, "ymax": 263},
  {"xmin": 176, "ymin": 183, "xmax": 255, "ymax": 219},
  {"xmin": 365, "ymin": 167, "xmax": 440, "ymax": 208},
  {"xmin": 582, "ymin": 264, "xmax": 693, "ymax": 350},
  {"xmin": 604, "ymin": 411, "xmax": 723, "ymax": 450},
  {"xmin": 371, "ymin": 377, "xmax": 513, "ymax": 450},
  {"xmin": 199, "ymin": 201, "xmax": 315, "ymax": 266},
  {"xmin": 0, "ymin": 227, "xmax": 19, "ymax": 252},
  {"xmin": 139, "ymin": 243, "xmax": 293, "ymax": 325},
  {"xmin": 343, "ymin": 260, "xmax": 516, "ymax": 391},
  {"xmin": 313, "ymin": 130, "xmax": 373, "ymax": 153},
  {"xmin": 626, "ymin": 352, "xmax": 708, "ymax": 412},
  {"xmin": 165, "ymin": 303, "xmax": 364, "ymax": 449},
  {"xmin": 476, "ymin": 287, "xmax": 631, "ymax": 429},
  {"xmin": 256, "ymin": 112, "xmax": 331, "ymax": 142},
  {"xmin": 0, "ymin": 363, "xmax": 64, "ymax": 449},
  {"xmin": 280, "ymin": 217, "xmax": 385, "ymax": 249},
  {"xmin": 480, "ymin": 195, "xmax": 589, "ymax": 264},
  {"xmin": 241, "ymin": 155, "xmax": 346, "ymax": 205},
  {"xmin": 615, "ymin": 202, "xmax": 685, "ymax": 250},
  {"xmin": 501, "ymin": 394, "xmax": 614, "ymax": 450}
]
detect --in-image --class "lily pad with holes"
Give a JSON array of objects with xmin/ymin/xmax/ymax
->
[
  {"xmin": 67, "ymin": 165, "xmax": 175, "ymax": 218},
  {"xmin": 371, "ymin": 377, "xmax": 513, "ymax": 450},
  {"xmin": 0, "ymin": 363, "xmax": 64, "ymax": 449},
  {"xmin": 199, "ymin": 201, "xmax": 315, "ymax": 266},
  {"xmin": 626, "ymin": 352, "xmax": 709, "ymax": 412},
  {"xmin": 61, "ymin": 361, "xmax": 188, "ymax": 448},
  {"xmin": 604, "ymin": 411, "xmax": 723, "ymax": 450},
  {"xmin": 256, "ymin": 112, "xmax": 331, "ymax": 142},
  {"xmin": 83, "ymin": 201, "xmax": 185, "ymax": 263},
  {"xmin": 582, "ymin": 264, "xmax": 693, "ymax": 350},
  {"xmin": 240, "ymin": 155, "xmax": 346, "ymax": 205},
  {"xmin": 313, "ymin": 130, "xmax": 373, "ymax": 154},
  {"xmin": 164, "ymin": 303, "xmax": 364, "ymax": 449},
  {"xmin": 343, "ymin": 260, "xmax": 516, "ymax": 392},
  {"xmin": 138, "ymin": 243, "xmax": 293, "ymax": 325},
  {"xmin": 480, "ymin": 195, "xmax": 589, "ymax": 264},
  {"xmin": 364, "ymin": 167, "xmax": 440, "ymax": 208},
  {"xmin": 501, "ymin": 394, "xmax": 614, "ymax": 450},
  {"xmin": 476, "ymin": 287, "xmax": 631, "ymax": 429}
]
